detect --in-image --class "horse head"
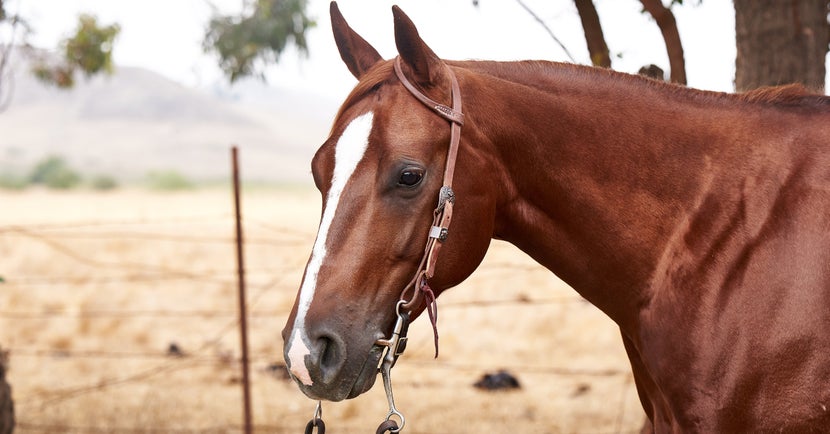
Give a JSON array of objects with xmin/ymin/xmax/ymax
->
[{"xmin": 281, "ymin": 3, "xmax": 498, "ymax": 401}]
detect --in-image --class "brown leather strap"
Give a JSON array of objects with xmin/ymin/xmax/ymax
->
[
  {"xmin": 393, "ymin": 57, "xmax": 464, "ymax": 126},
  {"xmin": 393, "ymin": 57, "xmax": 463, "ymax": 197},
  {"xmin": 393, "ymin": 57, "xmax": 463, "ymax": 358}
]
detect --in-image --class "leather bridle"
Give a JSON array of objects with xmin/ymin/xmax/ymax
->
[
  {"xmin": 367, "ymin": 57, "xmax": 463, "ymax": 434},
  {"xmin": 391, "ymin": 55, "xmax": 464, "ymax": 356},
  {"xmin": 306, "ymin": 57, "xmax": 465, "ymax": 434}
]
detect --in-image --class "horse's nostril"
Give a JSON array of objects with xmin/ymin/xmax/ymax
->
[
  {"xmin": 320, "ymin": 336, "xmax": 335, "ymax": 367},
  {"xmin": 317, "ymin": 335, "xmax": 343, "ymax": 384}
]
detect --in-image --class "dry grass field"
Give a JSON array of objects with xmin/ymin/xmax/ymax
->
[{"xmin": 0, "ymin": 187, "xmax": 644, "ymax": 433}]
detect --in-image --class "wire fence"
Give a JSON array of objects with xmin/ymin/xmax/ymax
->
[{"xmin": 0, "ymin": 197, "xmax": 641, "ymax": 434}]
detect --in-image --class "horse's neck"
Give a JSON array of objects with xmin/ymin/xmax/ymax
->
[{"xmin": 473, "ymin": 63, "xmax": 736, "ymax": 325}]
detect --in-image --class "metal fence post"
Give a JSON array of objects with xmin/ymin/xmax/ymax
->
[{"xmin": 231, "ymin": 146, "xmax": 253, "ymax": 434}]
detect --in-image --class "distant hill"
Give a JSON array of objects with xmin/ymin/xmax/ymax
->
[{"xmin": 0, "ymin": 58, "xmax": 339, "ymax": 184}]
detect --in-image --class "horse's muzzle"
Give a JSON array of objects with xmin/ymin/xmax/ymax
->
[{"xmin": 283, "ymin": 327, "xmax": 384, "ymax": 401}]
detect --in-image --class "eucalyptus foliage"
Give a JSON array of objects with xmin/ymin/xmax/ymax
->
[
  {"xmin": 31, "ymin": 14, "xmax": 120, "ymax": 88},
  {"xmin": 204, "ymin": 0, "xmax": 315, "ymax": 82}
]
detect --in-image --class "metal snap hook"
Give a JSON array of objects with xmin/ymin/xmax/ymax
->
[{"xmin": 304, "ymin": 401, "xmax": 325, "ymax": 434}]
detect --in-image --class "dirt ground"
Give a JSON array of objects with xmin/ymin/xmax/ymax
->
[{"xmin": 0, "ymin": 187, "xmax": 644, "ymax": 433}]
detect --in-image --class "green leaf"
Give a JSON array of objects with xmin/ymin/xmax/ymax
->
[
  {"xmin": 64, "ymin": 14, "xmax": 120, "ymax": 77},
  {"xmin": 204, "ymin": 0, "xmax": 316, "ymax": 82},
  {"xmin": 31, "ymin": 14, "xmax": 120, "ymax": 88}
]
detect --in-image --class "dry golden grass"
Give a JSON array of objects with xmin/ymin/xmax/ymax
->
[{"xmin": 0, "ymin": 188, "xmax": 644, "ymax": 433}]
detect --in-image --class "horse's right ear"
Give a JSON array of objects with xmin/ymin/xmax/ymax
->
[{"xmin": 331, "ymin": 2, "xmax": 382, "ymax": 80}]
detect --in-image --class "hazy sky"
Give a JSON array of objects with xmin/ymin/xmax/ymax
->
[{"xmin": 12, "ymin": 0, "xmax": 740, "ymax": 101}]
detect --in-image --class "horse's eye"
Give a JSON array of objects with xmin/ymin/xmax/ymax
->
[{"xmin": 398, "ymin": 168, "xmax": 424, "ymax": 187}]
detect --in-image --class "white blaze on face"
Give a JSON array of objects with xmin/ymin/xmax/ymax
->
[{"xmin": 286, "ymin": 112, "xmax": 374, "ymax": 385}]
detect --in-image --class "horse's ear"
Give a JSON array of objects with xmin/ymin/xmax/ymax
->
[
  {"xmin": 331, "ymin": 2, "xmax": 382, "ymax": 79},
  {"xmin": 392, "ymin": 5, "xmax": 445, "ymax": 86}
]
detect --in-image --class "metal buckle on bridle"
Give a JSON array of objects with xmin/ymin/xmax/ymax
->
[
  {"xmin": 428, "ymin": 226, "xmax": 449, "ymax": 242},
  {"xmin": 437, "ymin": 186, "xmax": 455, "ymax": 210},
  {"xmin": 428, "ymin": 186, "xmax": 454, "ymax": 242},
  {"xmin": 376, "ymin": 300, "xmax": 411, "ymax": 369}
]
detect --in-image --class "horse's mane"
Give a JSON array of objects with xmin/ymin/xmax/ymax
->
[
  {"xmin": 334, "ymin": 58, "xmax": 829, "ymax": 125},
  {"xmin": 452, "ymin": 59, "xmax": 830, "ymax": 111},
  {"xmin": 738, "ymin": 83, "xmax": 830, "ymax": 107}
]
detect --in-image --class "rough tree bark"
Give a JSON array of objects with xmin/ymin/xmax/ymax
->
[
  {"xmin": 639, "ymin": 0, "xmax": 687, "ymax": 85},
  {"xmin": 0, "ymin": 348, "xmax": 13, "ymax": 434},
  {"xmin": 734, "ymin": 0, "xmax": 829, "ymax": 92},
  {"xmin": 574, "ymin": 0, "xmax": 611, "ymax": 68}
]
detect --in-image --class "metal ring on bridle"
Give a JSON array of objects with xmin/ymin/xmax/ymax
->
[
  {"xmin": 395, "ymin": 299, "xmax": 407, "ymax": 317},
  {"xmin": 384, "ymin": 406, "xmax": 405, "ymax": 432}
]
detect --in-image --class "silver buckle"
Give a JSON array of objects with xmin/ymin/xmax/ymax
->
[{"xmin": 428, "ymin": 226, "xmax": 449, "ymax": 241}]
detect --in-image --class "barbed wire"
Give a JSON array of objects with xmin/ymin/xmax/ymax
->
[
  {"xmin": 21, "ymin": 358, "xmax": 201, "ymax": 409},
  {"xmin": 3, "ymin": 346, "xmax": 626, "ymax": 379},
  {"xmin": 5, "ymin": 227, "xmax": 205, "ymax": 278},
  {"xmin": 4, "ymin": 229, "xmax": 305, "ymax": 245},
  {"xmin": 0, "ymin": 296, "xmax": 584, "ymax": 321},
  {"xmin": 12, "ymin": 271, "xmax": 289, "ymax": 409},
  {"xmin": 4, "ymin": 268, "xmax": 291, "ymax": 287},
  {"xmin": 15, "ymin": 422, "xmax": 444, "ymax": 434},
  {"xmin": 1, "ymin": 215, "xmax": 635, "ymax": 432},
  {"xmin": 15, "ymin": 424, "xmax": 640, "ymax": 434},
  {"xmin": 6, "ymin": 348, "xmax": 277, "ymax": 364},
  {"xmin": 16, "ymin": 423, "xmax": 233, "ymax": 433},
  {"xmin": 0, "ymin": 214, "xmax": 234, "ymax": 232}
]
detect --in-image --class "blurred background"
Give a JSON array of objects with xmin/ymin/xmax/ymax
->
[{"xmin": 0, "ymin": 1, "xmax": 827, "ymax": 433}]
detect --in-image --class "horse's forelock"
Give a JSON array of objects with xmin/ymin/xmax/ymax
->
[{"xmin": 331, "ymin": 61, "xmax": 395, "ymax": 134}]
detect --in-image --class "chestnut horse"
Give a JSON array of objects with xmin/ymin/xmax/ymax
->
[{"xmin": 283, "ymin": 3, "xmax": 830, "ymax": 431}]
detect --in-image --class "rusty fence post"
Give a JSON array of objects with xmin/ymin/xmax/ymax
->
[{"xmin": 231, "ymin": 146, "xmax": 253, "ymax": 434}]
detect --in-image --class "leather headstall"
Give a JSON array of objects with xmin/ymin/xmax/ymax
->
[{"xmin": 392, "ymin": 56, "xmax": 463, "ymax": 357}]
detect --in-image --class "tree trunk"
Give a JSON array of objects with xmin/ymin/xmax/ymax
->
[
  {"xmin": 0, "ymin": 348, "xmax": 12, "ymax": 434},
  {"xmin": 640, "ymin": 0, "xmax": 687, "ymax": 85},
  {"xmin": 574, "ymin": 0, "xmax": 611, "ymax": 68},
  {"xmin": 734, "ymin": 0, "xmax": 829, "ymax": 92}
]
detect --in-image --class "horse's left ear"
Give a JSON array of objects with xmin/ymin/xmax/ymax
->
[
  {"xmin": 331, "ymin": 2, "xmax": 382, "ymax": 80},
  {"xmin": 392, "ymin": 5, "xmax": 446, "ymax": 87}
]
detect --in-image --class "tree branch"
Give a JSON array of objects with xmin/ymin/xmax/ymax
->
[
  {"xmin": 0, "ymin": 7, "xmax": 21, "ymax": 112},
  {"xmin": 514, "ymin": 0, "xmax": 576, "ymax": 62},
  {"xmin": 574, "ymin": 0, "xmax": 611, "ymax": 68},
  {"xmin": 640, "ymin": 0, "xmax": 687, "ymax": 85}
]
